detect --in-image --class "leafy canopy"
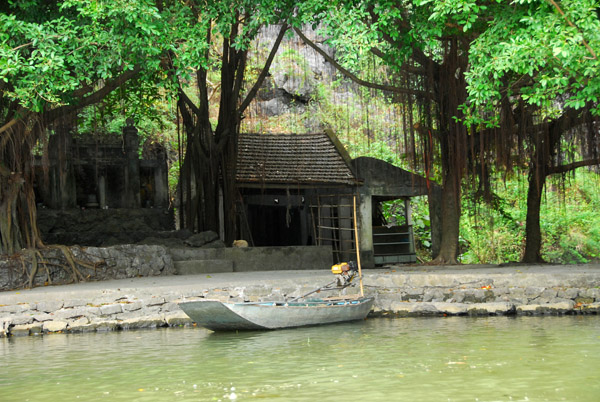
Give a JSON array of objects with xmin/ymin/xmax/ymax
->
[
  {"xmin": 466, "ymin": 0, "xmax": 600, "ymax": 119},
  {"xmin": 1, "ymin": 0, "xmax": 167, "ymax": 113}
]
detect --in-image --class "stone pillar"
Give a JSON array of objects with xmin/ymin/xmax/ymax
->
[
  {"xmin": 153, "ymin": 160, "xmax": 169, "ymax": 208},
  {"xmin": 123, "ymin": 123, "xmax": 141, "ymax": 208},
  {"xmin": 358, "ymin": 192, "xmax": 374, "ymax": 268},
  {"xmin": 405, "ymin": 198, "xmax": 415, "ymax": 254},
  {"xmin": 405, "ymin": 199, "xmax": 413, "ymax": 225},
  {"xmin": 98, "ymin": 175, "xmax": 107, "ymax": 208}
]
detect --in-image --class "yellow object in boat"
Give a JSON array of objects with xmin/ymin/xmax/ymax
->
[{"xmin": 331, "ymin": 262, "xmax": 350, "ymax": 275}]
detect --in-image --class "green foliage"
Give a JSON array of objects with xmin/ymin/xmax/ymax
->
[
  {"xmin": 381, "ymin": 201, "xmax": 407, "ymax": 226},
  {"xmin": 1, "ymin": 0, "xmax": 166, "ymax": 112},
  {"xmin": 409, "ymin": 196, "xmax": 433, "ymax": 260},
  {"xmin": 460, "ymin": 177, "xmax": 527, "ymax": 263},
  {"xmin": 465, "ymin": 0, "xmax": 600, "ymax": 120},
  {"xmin": 459, "ymin": 170, "xmax": 600, "ymax": 264},
  {"xmin": 541, "ymin": 175, "xmax": 600, "ymax": 263}
]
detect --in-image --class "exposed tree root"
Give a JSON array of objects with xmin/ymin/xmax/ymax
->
[
  {"xmin": 16, "ymin": 245, "xmax": 104, "ymax": 288},
  {"xmin": 430, "ymin": 255, "xmax": 460, "ymax": 265}
]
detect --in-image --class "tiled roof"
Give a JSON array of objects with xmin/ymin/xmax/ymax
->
[{"xmin": 236, "ymin": 132, "xmax": 357, "ymax": 186}]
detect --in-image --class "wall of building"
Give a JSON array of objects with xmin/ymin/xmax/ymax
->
[
  {"xmin": 352, "ymin": 157, "xmax": 443, "ymax": 266},
  {"xmin": 35, "ymin": 125, "xmax": 169, "ymax": 210}
]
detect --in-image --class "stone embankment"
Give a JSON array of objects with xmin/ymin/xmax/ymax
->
[
  {"xmin": 1, "ymin": 264, "xmax": 599, "ymax": 338},
  {"xmin": 0, "ymin": 245, "xmax": 176, "ymax": 291}
]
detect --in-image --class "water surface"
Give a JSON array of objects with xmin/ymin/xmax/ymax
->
[{"xmin": 1, "ymin": 316, "xmax": 599, "ymax": 401}]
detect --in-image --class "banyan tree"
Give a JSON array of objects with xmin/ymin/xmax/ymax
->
[
  {"xmin": 0, "ymin": 1, "xmax": 162, "ymax": 254},
  {"xmin": 466, "ymin": 0, "xmax": 600, "ymax": 262},
  {"xmin": 171, "ymin": 2, "xmax": 297, "ymax": 245},
  {"xmin": 299, "ymin": 0, "xmax": 600, "ymax": 263},
  {"xmin": 297, "ymin": 1, "xmax": 484, "ymax": 263}
]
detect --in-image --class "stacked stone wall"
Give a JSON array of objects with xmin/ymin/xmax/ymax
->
[
  {"xmin": 0, "ymin": 245, "xmax": 175, "ymax": 291},
  {"xmin": 2, "ymin": 266, "xmax": 599, "ymax": 338}
]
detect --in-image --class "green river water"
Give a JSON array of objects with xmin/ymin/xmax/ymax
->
[{"xmin": 1, "ymin": 316, "xmax": 599, "ymax": 401}]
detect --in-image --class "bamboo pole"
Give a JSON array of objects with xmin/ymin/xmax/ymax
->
[{"xmin": 353, "ymin": 196, "xmax": 364, "ymax": 296}]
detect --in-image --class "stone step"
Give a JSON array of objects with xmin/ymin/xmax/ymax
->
[
  {"xmin": 174, "ymin": 259, "xmax": 234, "ymax": 275},
  {"xmin": 168, "ymin": 246, "xmax": 333, "ymax": 272},
  {"xmin": 169, "ymin": 247, "xmax": 219, "ymax": 261}
]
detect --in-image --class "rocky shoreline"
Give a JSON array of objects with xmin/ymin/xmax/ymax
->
[{"xmin": 2, "ymin": 264, "xmax": 599, "ymax": 338}]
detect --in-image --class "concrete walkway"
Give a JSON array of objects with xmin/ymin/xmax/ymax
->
[
  {"xmin": 2, "ymin": 263, "xmax": 599, "ymax": 304},
  {"xmin": 2, "ymin": 263, "xmax": 599, "ymax": 337},
  {"xmin": 0, "ymin": 269, "xmax": 335, "ymax": 305}
]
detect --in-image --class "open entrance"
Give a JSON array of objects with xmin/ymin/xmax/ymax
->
[
  {"xmin": 246, "ymin": 204, "xmax": 303, "ymax": 246},
  {"xmin": 371, "ymin": 196, "xmax": 416, "ymax": 264},
  {"xmin": 240, "ymin": 191, "xmax": 312, "ymax": 247}
]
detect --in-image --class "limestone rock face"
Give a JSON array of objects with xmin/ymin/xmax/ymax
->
[{"xmin": 253, "ymin": 24, "xmax": 336, "ymax": 124}]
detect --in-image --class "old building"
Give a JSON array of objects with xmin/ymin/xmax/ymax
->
[
  {"xmin": 236, "ymin": 130, "xmax": 441, "ymax": 267},
  {"xmin": 236, "ymin": 131, "xmax": 359, "ymax": 264},
  {"xmin": 36, "ymin": 124, "xmax": 169, "ymax": 210},
  {"xmin": 352, "ymin": 156, "xmax": 442, "ymax": 266},
  {"xmin": 35, "ymin": 125, "xmax": 440, "ymax": 267},
  {"xmin": 35, "ymin": 124, "xmax": 173, "ymax": 246}
]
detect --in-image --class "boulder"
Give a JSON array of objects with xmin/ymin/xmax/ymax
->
[{"xmin": 43, "ymin": 321, "xmax": 68, "ymax": 333}]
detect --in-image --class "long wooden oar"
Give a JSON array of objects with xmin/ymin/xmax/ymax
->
[{"xmin": 353, "ymin": 196, "xmax": 364, "ymax": 296}]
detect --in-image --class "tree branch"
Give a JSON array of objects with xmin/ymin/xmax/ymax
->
[
  {"xmin": 195, "ymin": 22, "xmax": 213, "ymax": 125},
  {"xmin": 239, "ymin": 23, "xmax": 289, "ymax": 114},
  {"xmin": 0, "ymin": 110, "xmax": 28, "ymax": 135},
  {"xmin": 293, "ymin": 27, "xmax": 433, "ymax": 99},
  {"xmin": 369, "ymin": 46, "xmax": 428, "ymax": 75},
  {"xmin": 548, "ymin": 158, "xmax": 600, "ymax": 175},
  {"xmin": 546, "ymin": 0, "xmax": 597, "ymax": 60},
  {"xmin": 44, "ymin": 66, "xmax": 142, "ymax": 122},
  {"xmin": 178, "ymin": 87, "xmax": 203, "ymax": 117},
  {"xmin": 366, "ymin": 5, "xmax": 439, "ymax": 73}
]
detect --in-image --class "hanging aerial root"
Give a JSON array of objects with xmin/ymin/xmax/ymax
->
[{"xmin": 25, "ymin": 249, "xmax": 38, "ymax": 289}]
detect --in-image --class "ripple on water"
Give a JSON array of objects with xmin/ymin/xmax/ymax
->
[{"xmin": 1, "ymin": 316, "xmax": 599, "ymax": 401}]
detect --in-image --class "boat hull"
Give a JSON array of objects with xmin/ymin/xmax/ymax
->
[{"xmin": 178, "ymin": 298, "xmax": 374, "ymax": 331}]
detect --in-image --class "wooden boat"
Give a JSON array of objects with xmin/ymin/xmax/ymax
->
[
  {"xmin": 178, "ymin": 296, "xmax": 374, "ymax": 331},
  {"xmin": 179, "ymin": 196, "xmax": 373, "ymax": 331}
]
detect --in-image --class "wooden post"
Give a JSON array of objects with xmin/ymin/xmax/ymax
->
[{"xmin": 353, "ymin": 196, "xmax": 364, "ymax": 296}]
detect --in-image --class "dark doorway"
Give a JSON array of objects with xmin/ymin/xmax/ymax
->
[{"xmin": 247, "ymin": 205, "xmax": 303, "ymax": 246}]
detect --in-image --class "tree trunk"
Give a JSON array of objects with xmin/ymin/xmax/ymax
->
[
  {"xmin": 431, "ymin": 39, "xmax": 468, "ymax": 264},
  {"xmin": 177, "ymin": 32, "xmax": 244, "ymax": 243},
  {"xmin": 176, "ymin": 21, "xmax": 286, "ymax": 244},
  {"xmin": 0, "ymin": 173, "xmax": 25, "ymax": 254},
  {"xmin": 522, "ymin": 162, "xmax": 546, "ymax": 263},
  {"xmin": 0, "ymin": 120, "xmax": 44, "ymax": 255},
  {"xmin": 520, "ymin": 108, "xmax": 597, "ymax": 263},
  {"xmin": 433, "ymin": 164, "xmax": 461, "ymax": 264}
]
